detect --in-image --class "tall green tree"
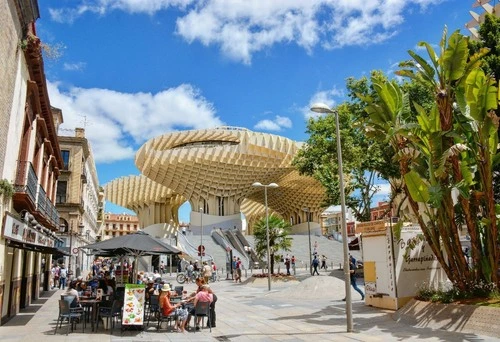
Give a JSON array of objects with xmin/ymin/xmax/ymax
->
[
  {"xmin": 360, "ymin": 28, "xmax": 499, "ymax": 289},
  {"xmin": 252, "ymin": 215, "xmax": 292, "ymax": 274},
  {"xmin": 293, "ymin": 74, "xmax": 400, "ymax": 222}
]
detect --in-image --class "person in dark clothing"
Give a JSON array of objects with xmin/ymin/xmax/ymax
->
[
  {"xmin": 343, "ymin": 256, "xmax": 364, "ymax": 300},
  {"xmin": 311, "ymin": 256, "xmax": 320, "ymax": 275},
  {"xmin": 207, "ymin": 292, "xmax": 217, "ymax": 328}
]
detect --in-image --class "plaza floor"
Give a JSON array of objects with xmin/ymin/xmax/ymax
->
[{"xmin": 1, "ymin": 269, "xmax": 499, "ymax": 342}]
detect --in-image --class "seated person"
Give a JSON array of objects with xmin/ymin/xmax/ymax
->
[
  {"xmin": 159, "ymin": 284, "xmax": 187, "ymax": 332},
  {"xmin": 62, "ymin": 281, "xmax": 80, "ymax": 307},
  {"xmin": 75, "ymin": 276, "xmax": 87, "ymax": 294},
  {"xmin": 192, "ymin": 285, "xmax": 213, "ymax": 330},
  {"xmin": 185, "ymin": 277, "xmax": 205, "ymax": 303}
]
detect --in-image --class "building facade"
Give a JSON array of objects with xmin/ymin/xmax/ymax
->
[
  {"xmin": 0, "ymin": 0, "xmax": 64, "ymax": 324},
  {"xmin": 100, "ymin": 213, "xmax": 141, "ymax": 240},
  {"xmin": 56, "ymin": 128, "xmax": 101, "ymax": 279}
]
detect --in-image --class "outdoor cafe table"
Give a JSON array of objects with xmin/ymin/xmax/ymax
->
[{"xmin": 79, "ymin": 298, "xmax": 101, "ymax": 332}]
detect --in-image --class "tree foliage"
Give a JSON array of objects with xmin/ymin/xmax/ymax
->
[
  {"xmin": 359, "ymin": 28, "xmax": 499, "ymax": 290},
  {"xmin": 252, "ymin": 215, "xmax": 292, "ymax": 274},
  {"xmin": 293, "ymin": 74, "xmax": 401, "ymax": 222},
  {"xmin": 469, "ymin": 13, "xmax": 500, "ymax": 203}
]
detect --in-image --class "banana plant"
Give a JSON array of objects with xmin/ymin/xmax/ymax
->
[{"xmin": 360, "ymin": 28, "xmax": 499, "ymax": 290}]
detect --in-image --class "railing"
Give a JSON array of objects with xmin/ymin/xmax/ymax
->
[
  {"xmin": 37, "ymin": 185, "xmax": 48, "ymax": 217},
  {"xmin": 212, "ymin": 229, "xmax": 249, "ymax": 269},
  {"xmin": 15, "ymin": 160, "xmax": 38, "ymax": 205},
  {"xmin": 47, "ymin": 198, "xmax": 59, "ymax": 227},
  {"xmin": 14, "ymin": 160, "xmax": 59, "ymax": 228}
]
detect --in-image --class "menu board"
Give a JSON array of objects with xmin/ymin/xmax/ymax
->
[{"xmin": 122, "ymin": 284, "xmax": 146, "ymax": 326}]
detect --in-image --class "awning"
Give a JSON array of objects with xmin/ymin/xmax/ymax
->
[{"xmin": 6, "ymin": 239, "xmax": 70, "ymax": 256}]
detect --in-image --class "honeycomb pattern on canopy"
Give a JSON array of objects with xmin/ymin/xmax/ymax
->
[
  {"xmin": 104, "ymin": 175, "xmax": 186, "ymax": 227},
  {"xmin": 134, "ymin": 126, "xmax": 326, "ymax": 228}
]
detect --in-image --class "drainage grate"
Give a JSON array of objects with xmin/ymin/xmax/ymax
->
[{"xmin": 215, "ymin": 336, "xmax": 231, "ymax": 341}]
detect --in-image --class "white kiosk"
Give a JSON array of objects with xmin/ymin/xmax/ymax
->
[{"xmin": 359, "ymin": 219, "xmax": 448, "ymax": 310}]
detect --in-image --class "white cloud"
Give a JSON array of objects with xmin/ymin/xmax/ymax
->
[
  {"xmin": 376, "ymin": 182, "xmax": 392, "ymax": 196},
  {"xmin": 303, "ymin": 87, "xmax": 343, "ymax": 119},
  {"xmin": 254, "ymin": 115, "xmax": 292, "ymax": 131},
  {"xmin": 63, "ymin": 62, "xmax": 86, "ymax": 71},
  {"xmin": 48, "ymin": 0, "xmax": 445, "ymax": 64},
  {"xmin": 47, "ymin": 81, "xmax": 223, "ymax": 163}
]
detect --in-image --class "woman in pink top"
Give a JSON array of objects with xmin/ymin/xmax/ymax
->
[{"xmin": 193, "ymin": 285, "xmax": 213, "ymax": 329}]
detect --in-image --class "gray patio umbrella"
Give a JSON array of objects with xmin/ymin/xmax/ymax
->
[
  {"xmin": 81, "ymin": 231, "xmax": 180, "ymax": 256},
  {"xmin": 80, "ymin": 231, "xmax": 181, "ymax": 282}
]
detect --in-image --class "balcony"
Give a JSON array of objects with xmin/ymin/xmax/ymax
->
[
  {"xmin": 13, "ymin": 160, "xmax": 59, "ymax": 229},
  {"xmin": 17, "ymin": 0, "xmax": 40, "ymax": 29},
  {"xmin": 14, "ymin": 160, "xmax": 37, "ymax": 207}
]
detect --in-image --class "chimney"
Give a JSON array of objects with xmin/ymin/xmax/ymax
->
[{"xmin": 75, "ymin": 128, "xmax": 85, "ymax": 138}]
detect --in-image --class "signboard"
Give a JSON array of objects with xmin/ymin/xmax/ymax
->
[
  {"xmin": 198, "ymin": 244, "xmax": 205, "ymax": 256},
  {"xmin": 395, "ymin": 229, "xmax": 446, "ymax": 298},
  {"xmin": 358, "ymin": 220, "xmax": 386, "ymax": 235},
  {"xmin": 2, "ymin": 212, "xmax": 56, "ymax": 248},
  {"xmin": 122, "ymin": 284, "xmax": 146, "ymax": 326}
]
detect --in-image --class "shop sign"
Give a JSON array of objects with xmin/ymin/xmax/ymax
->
[
  {"xmin": 358, "ymin": 220, "xmax": 386, "ymax": 235},
  {"xmin": 2, "ymin": 212, "xmax": 56, "ymax": 248}
]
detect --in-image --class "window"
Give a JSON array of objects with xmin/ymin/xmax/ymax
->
[
  {"xmin": 56, "ymin": 181, "xmax": 67, "ymax": 203},
  {"xmin": 61, "ymin": 150, "xmax": 70, "ymax": 170}
]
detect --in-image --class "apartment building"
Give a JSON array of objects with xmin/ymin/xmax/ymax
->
[
  {"xmin": 56, "ymin": 128, "xmax": 101, "ymax": 278},
  {"xmin": 101, "ymin": 213, "xmax": 141, "ymax": 240},
  {"xmin": 0, "ymin": 0, "xmax": 64, "ymax": 324}
]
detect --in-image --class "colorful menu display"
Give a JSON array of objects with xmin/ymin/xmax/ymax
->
[{"xmin": 122, "ymin": 284, "xmax": 146, "ymax": 326}]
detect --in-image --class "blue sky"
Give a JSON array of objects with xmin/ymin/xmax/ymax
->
[{"xmin": 37, "ymin": 0, "xmax": 475, "ymax": 222}]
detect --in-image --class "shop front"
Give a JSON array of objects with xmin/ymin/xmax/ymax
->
[{"xmin": 1, "ymin": 212, "xmax": 64, "ymax": 324}]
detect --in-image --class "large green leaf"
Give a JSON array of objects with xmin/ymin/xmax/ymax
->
[
  {"xmin": 404, "ymin": 170, "xmax": 430, "ymax": 203},
  {"xmin": 441, "ymin": 31, "xmax": 468, "ymax": 82}
]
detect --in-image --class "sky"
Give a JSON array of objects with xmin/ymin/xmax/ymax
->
[{"xmin": 36, "ymin": 0, "xmax": 477, "ymax": 222}]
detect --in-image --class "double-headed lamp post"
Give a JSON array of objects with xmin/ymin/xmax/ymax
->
[
  {"xmin": 302, "ymin": 207, "xmax": 313, "ymax": 275},
  {"xmin": 252, "ymin": 182, "xmax": 279, "ymax": 291},
  {"xmin": 311, "ymin": 103, "xmax": 353, "ymax": 332}
]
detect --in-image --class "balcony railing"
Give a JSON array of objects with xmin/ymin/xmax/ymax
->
[
  {"xmin": 15, "ymin": 160, "xmax": 38, "ymax": 205},
  {"xmin": 15, "ymin": 160, "xmax": 59, "ymax": 228},
  {"xmin": 37, "ymin": 185, "xmax": 48, "ymax": 216}
]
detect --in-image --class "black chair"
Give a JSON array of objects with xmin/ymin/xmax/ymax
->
[
  {"xmin": 61, "ymin": 295, "xmax": 87, "ymax": 328},
  {"xmin": 54, "ymin": 299, "xmax": 84, "ymax": 335},
  {"xmin": 193, "ymin": 301, "xmax": 211, "ymax": 333},
  {"xmin": 157, "ymin": 310, "xmax": 177, "ymax": 331},
  {"xmin": 174, "ymin": 286, "xmax": 183, "ymax": 296},
  {"xmin": 96, "ymin": 299, "xmax": 122, "ymax": 332},
  {"xmin": 146, "ymin": 294, "xmax": 159, "ymax": 326}
]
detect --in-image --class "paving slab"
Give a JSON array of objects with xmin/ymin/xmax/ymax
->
[{"xmin": 1, "ymin": 270, "xmax": 498, "ymax": 341}]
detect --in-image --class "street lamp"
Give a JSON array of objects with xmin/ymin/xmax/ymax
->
[
  {"xmin": 311, "ymin": 102, "xmax": 353, "ymax": 332},
  {"xmin": 302, "ymin": 207, "xmax": 313, "ymax": 275},
  {"xmin": 252, "ymin": 181, "xmax": 279, "ymax": 291},
  {"xmin": 199, "ymin": 207, "xmax": 204, "ymax": 264}
]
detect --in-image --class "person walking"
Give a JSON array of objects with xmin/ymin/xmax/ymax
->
[
  {"xmin": 202, "ymin": 261, "xmax": 212, "ymax": 284},
  {"xmin": 235, "ymin": 257, "xmax": 242, "ymax": 283},
  {"xmin": 291, "ymin": 255, "xmax": 296, "ymax": 275},
  {"xmin": 285, "ymin": 254, "xmax": 291, "ymax": 275},
  {"xmin": 320, "ymin": 255, "xmax": 328, "ymax": 270},
  {"xmin": 343, "ymin": 255, "xmax": 364, "ymax": 300},
  {"xmin": 59, "ymin": 265, "xmax": 68, "ymax": 289},
  {"xmin": 160, "ymin": 261, "xmax": 165, "ymax": 275},
  {"xmin": 311, "ymin": 256, "xmax": 320, "ymax": 276}
]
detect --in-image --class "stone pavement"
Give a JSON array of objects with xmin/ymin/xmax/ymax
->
[{"xmin": 1, "ymin": 269, "xmax": 499, "ymax": 342}]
